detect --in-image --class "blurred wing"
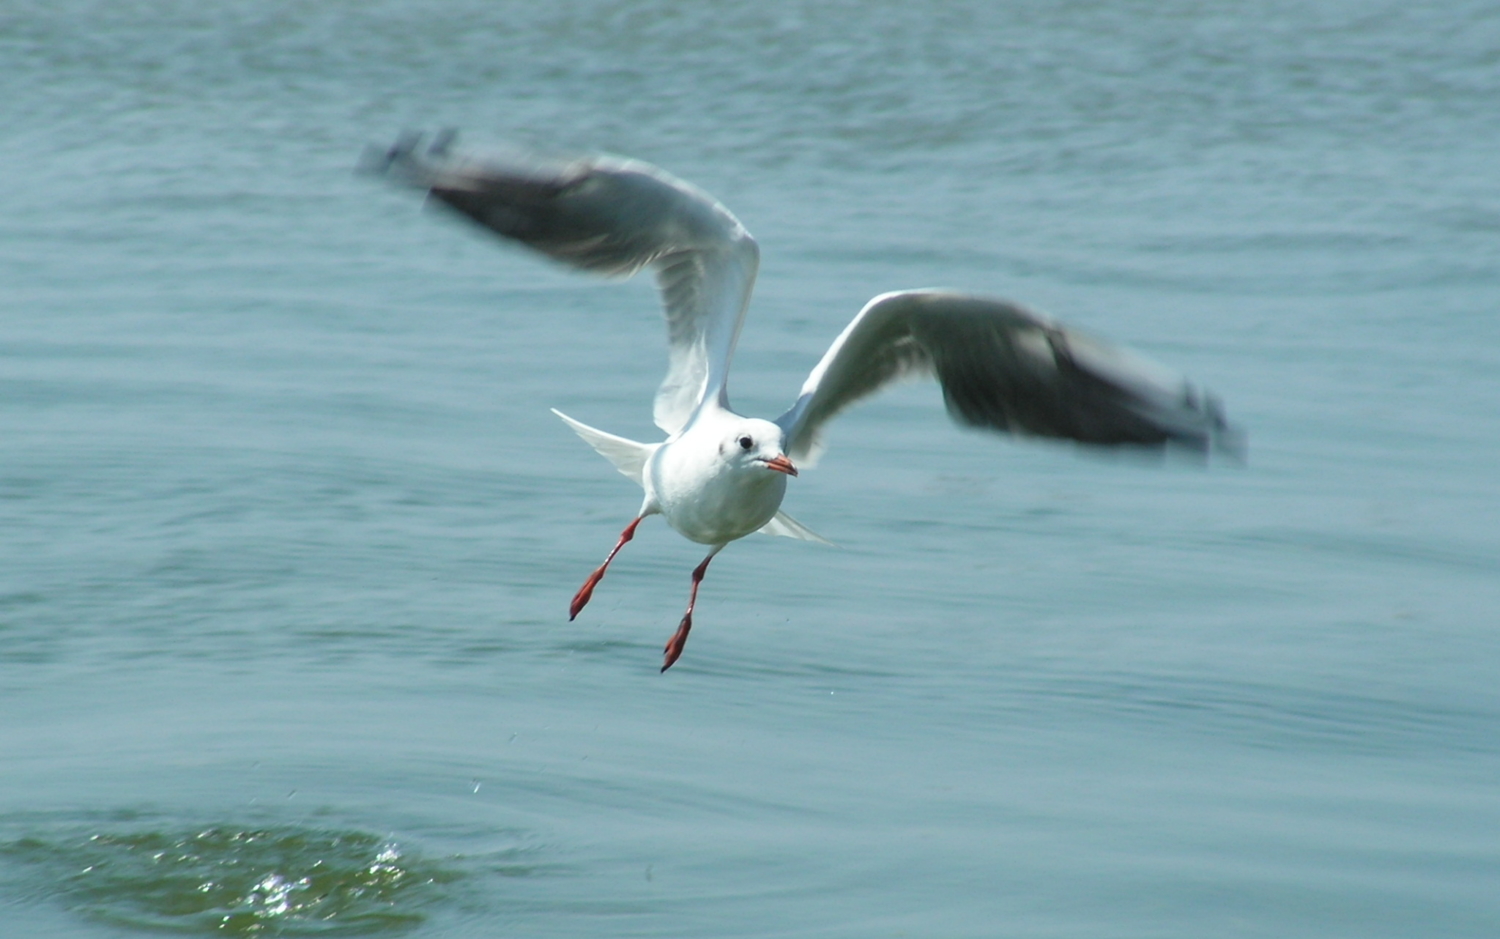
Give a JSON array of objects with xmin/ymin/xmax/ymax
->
[
  {"xmin": 371, "ymin": 134, "xmax": 760, "ymax": 435},
  {"xmin": 775, "ymin": 289, "xmax": 1241, "ymax": 465}
]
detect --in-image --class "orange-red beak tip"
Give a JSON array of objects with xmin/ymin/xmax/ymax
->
[{"xmin": 762, "ymin": 455, "xmax": 798, "ymax": 477}]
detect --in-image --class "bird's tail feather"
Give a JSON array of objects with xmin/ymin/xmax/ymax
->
[
  {"xmin": 759, "ymin": 510, "xmax": 832, "ymax": 546},
  {"xmin": 551, "ymin": 409, "xmax": 655, "ymax": 487}
]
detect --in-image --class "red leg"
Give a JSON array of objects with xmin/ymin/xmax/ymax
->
[
  {"xmin": 661, "ymin": 549, "xmax": 720, "ymax": 673},
  {"xmin": 570, "ymin": 516, "xmax": 645, "ymax": 620}
]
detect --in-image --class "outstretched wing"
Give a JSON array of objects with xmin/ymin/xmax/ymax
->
[
  {"xmin": 774, "ymin": 289, "xmax": 1241, "ymax": 464},
  {"xmin": 370, "ymin": 134, "xmax": 760, "ymax": 436}
]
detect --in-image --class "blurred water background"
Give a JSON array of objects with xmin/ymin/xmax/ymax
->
[{"xmin": 3, "ymin": 1, "xmax": 1499, "ymax": 935}]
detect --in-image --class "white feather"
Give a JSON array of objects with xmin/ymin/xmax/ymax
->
[{"xmin": 551, "ymin": 408, "xmax": 656, "ymax": 487}]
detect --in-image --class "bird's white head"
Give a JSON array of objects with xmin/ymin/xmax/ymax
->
[{"xmin": 721, "ymin": 418, "xmax": 797, "ymax": 478}]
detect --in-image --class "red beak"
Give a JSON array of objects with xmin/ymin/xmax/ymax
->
[{"xmin": 760, "ymin": 454, "xmax": 798, "ymax": 477}]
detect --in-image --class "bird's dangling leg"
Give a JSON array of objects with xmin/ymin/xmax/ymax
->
[
  {"xmin": 570, "ymin": 516, "xmax": 645, "ymax": 620},
  {"xmin": 662, "ymin": 547, "xmax": 723, "ymax": 673}
]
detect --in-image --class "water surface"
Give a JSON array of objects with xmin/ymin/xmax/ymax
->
[{"xmin": 3, "ymin": 1, "xmax": 1499, "ymax": 935}]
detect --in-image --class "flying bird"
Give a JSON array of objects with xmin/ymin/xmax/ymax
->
[{"xmin": 368, "ymin": 133, "xmax": 1240, "ymax": 672}]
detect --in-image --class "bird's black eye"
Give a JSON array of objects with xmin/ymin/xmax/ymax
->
[{"xmin": 738, "ymin": 436, "xmax": 753, "ymax": 450}]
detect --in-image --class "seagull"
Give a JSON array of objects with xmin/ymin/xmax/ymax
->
[{"xmin": 368, "ymin": 133, "xmax": 1240, "ymax": 672}]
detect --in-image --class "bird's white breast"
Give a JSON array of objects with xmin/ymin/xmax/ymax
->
[{"xmin": 646, "ymin": 434, "xmax": 787, "ymax": 546}]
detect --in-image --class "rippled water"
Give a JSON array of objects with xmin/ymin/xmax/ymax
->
[
  {"xmin": 4, "ymin": 0, "xmax": 1499, "ymax": 936},
  {"xmin": 4, "ymin": 820, "xmax": 465, "ymax": 935}
]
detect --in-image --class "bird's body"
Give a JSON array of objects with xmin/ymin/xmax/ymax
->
[
  {"xmin": 646, "ymin": 413, "xmax": 791, "ymax": 546},
  {"xmin": 370, "ymin": 134, "xmax": 1241, "ymax": 671}
]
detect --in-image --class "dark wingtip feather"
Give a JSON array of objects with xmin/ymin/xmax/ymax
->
[
  {"xmin": 357, "ymin": 130, "xmax": 458, "ymax": 186},
  {"xmin": 1132, "ymin": 387, "xmax": 1247, "ymax": 463},
  {"xmin": 1203, "ymin": 395, "xmax": 1248, "ymax": 464}
]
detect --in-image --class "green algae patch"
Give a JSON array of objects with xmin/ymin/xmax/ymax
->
[{"xmin": 5, "ymin": 824, "xmax": 464, "ymax": 935}]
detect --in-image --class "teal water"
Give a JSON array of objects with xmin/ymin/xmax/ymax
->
[{"xmin": 4, "ymin": 1, "xmax": 1499, "ymax": 935}]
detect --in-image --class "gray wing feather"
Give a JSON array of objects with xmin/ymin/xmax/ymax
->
[
  {"xmin": 775, "ymin": 290, "xmax": 1241, "ymax": 464},
  {"xmin": 370, "ymin": 134, "xmax": 759, "ymax": 435}
]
